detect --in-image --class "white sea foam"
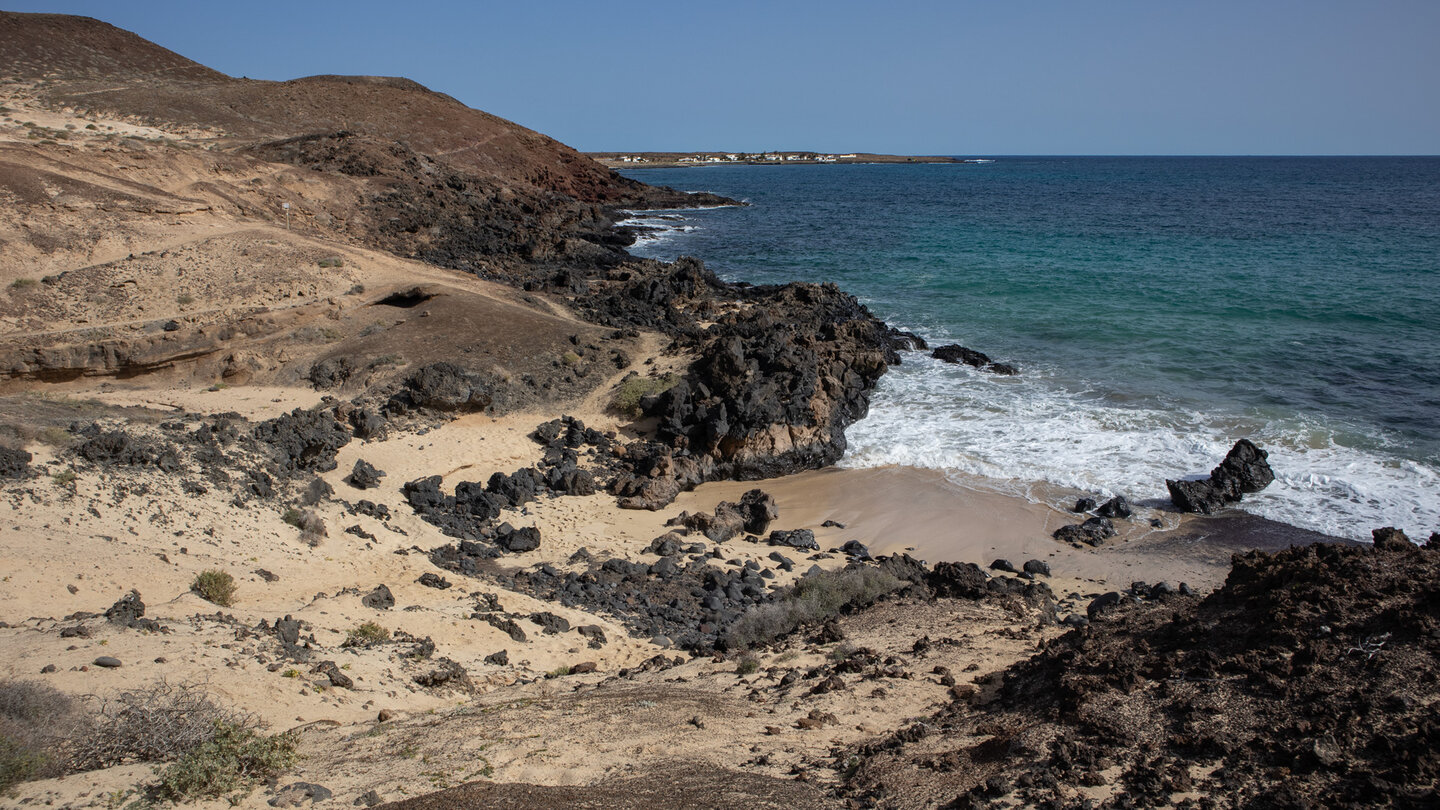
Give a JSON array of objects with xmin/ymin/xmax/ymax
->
[
  {"xmin": 841, "ymin": 351, "xmax": 1440, "ymax": 540},
  {"xmin": 616, "ymin": 211, "xmax": 697, "ymax": 248}
]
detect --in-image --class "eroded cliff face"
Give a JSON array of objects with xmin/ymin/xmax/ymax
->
[{"xmin": 0, "ymin": 9, "xmax": 901, "ymax": 526}]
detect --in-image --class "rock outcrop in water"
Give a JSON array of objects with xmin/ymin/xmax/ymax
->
[
  {"xmin": 1167, "ymin": 439, "xmax": 1276, "ymax": 514},
  {"xmin": 930, "ymin": 344, "xmax": 1018, "ymax": 375}
]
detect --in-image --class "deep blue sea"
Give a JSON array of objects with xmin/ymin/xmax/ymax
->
[{"xmin": 619, "ymin": 157, "xmax": 1440, "ymax": 540}]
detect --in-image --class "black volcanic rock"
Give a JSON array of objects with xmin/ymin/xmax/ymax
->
[
  {"xmin": 931, "ymin": 344, "xmax": 1018, "ymax": 375},
  {"xmin": 0, "ymin": 445, "xmax": 31, "ymax": 478},
  {"xmin": 1167, "ymin": 439, "xmax": 1275, "ymax": 514},
  {"xmin": 346, "ymin": 459, "xmax": 385, "ymax": 489},
  {"xmin": 1053, "ymin": 517, "xmax": 1117, "ymax": 546},
  {"xmin": 392, "ymin": 362, "xmax": 492, "ymax": 413}
]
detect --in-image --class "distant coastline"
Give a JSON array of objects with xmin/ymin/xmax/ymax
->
[{"xmin": 587, "ymin": 150, "xmax": 986, "ymax": 169}]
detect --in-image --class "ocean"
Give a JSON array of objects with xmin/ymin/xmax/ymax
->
[{"xmin": 618, "ymin": 157, "xmax": 1440, "ymax": 541}]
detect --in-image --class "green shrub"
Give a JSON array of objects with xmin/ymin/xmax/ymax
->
[
  {"xmin": 8, "ymin": 278, "xmax": 36, "ymax": 290},
  {"xmin": 153, "ymin": 720, "xmax": 297, "ymax": 802},
  {"xmin": 281, "ymin": 508, "xmax": 303, "ymax": 528},
  {"xmin": 346, "ymin": 622, "xmax": 389, "ymax": 646},
  {"xmin": 725, "ymin": 567, "xmax": 903, "ymax": 650},
  {"xmin": 735, "ymin": 654, "xmax": 760, "ymax": 675},
  {"xmin": 51, "ymin": 469, "xmax": 76, "ymax": 487},
  {"xmin": 175, "ymin": 294, "xmax": 195, "ymax": 307},
  {"xmin": 608, "ymin": 372, "xmax": 680, "ymax": 418},
  {"xmin": 0, "ymin": 735, "xmax": 44, "ymax": 794},
  {"xmin": 560, "ymin": 351, "xmax": 582, "ymax": 367},
  {"xmin": 191, "ymin": 570, "xmax": 236, "ymax": 607}
]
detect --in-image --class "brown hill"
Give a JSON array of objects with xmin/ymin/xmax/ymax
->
[{"xmin": 0, "ymin": 10, "xmax": 654, "ymax": 202}]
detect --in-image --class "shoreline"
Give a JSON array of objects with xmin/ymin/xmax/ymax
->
[{"xmin": 588, "ymin": 151, "xmax": 976, "ymax": 169}]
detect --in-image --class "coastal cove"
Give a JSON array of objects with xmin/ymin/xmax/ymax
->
[
  {"xmin": 619, "ymin": 157, "xmax": 1440, "ymax": 541},
  {"xmin": 2, "ymin": 10, "xmax": 1439, "ymax": 809}
]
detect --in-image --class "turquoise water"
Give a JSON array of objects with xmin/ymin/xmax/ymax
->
[{"xmin": 620, "ymin": 158, "xmax": 1440, "ymax": 539}]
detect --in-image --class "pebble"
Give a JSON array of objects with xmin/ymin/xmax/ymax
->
[{"xmin": 93, "ymin": 656, "xmax": 122, "ymax": 668}]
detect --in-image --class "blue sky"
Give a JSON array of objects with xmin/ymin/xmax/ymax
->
[{"xmin": 10, "ymin": 0, "xmax": 1439, "ymax": 154}]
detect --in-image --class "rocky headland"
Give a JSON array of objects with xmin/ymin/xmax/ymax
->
[{"xmin": 0, "ymin": 11, "xmax": 1435, "ymax": 810}]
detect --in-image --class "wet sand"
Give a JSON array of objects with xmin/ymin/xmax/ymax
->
[{"xmin": 676, "ymin": 465, "xmax": 1348, "ymax": 593}]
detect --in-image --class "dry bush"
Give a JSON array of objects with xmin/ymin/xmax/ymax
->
[
  {"xmin": 726, "ymin": 566, "xmax": 903, "ymax": 650},
  {"xmin": 68, "ymin": 681, "xmax": 248, "ymax": 771},
  {"xmin": 0, "ymin": 681, "xmax": 84, "ymax": 791},
  {"xmin": 296, "ymin": 509, "xmax": 327, "ymax": 546}
]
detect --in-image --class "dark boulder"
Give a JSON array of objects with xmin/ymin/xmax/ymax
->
[
  {"xmin": 418, "ymin": 572, "xmax": 451, "ymax": 590},
  {"xmin": 931, "ymin": 344, "xmax": 1019, "ymax": 375},
  {"xmin": 1167, "ymin": 439, "xmax": 1275, "ymax": 514},
  {"xmin": 929, "ymin": 561, "xmax": 989, "ymax": 599},
  {"xmin": 496, "ymin": 525, "xmax": 541, "ymax": 553},
  {"xmin": 361, "ymin": 585, "xmax": 395, "ymax": 610},
  {"xmin": 1072, "ymin": 497, "xmax": 1097, "ymax": 513},
  {"xmin": 307, "ymin": 357, "xmax": 354, "ymax": 390},
  {"xmin": 738, "ymin": 489, "xmax": 779, "ymax": 535},
  {"xmin": 990, "ymin": 559, "xmax": 1017, "ymax": 573},
  {"xmin": 646, "ymin": 533, "xmax": 684, "ymax": 557},
  {"xmin": 1095, "ymin": 496, "xmax": 1132, "ymax": 519},
  {"xmin": 1023, "ymin": 559, "xmax": 1052, "ymax": 577},
  {"xmin": 767, "ymin": 529, "xmax": 818, "ymax": 551},
  {"xmin": 545, "ymin": 464, "xmax": 596, "ymax": 496},
  {"xmin": 397, "ymin": 362, "xmax": 492, "ymax": 412},
  {"xmin": 0, "ymin": 445, "xmax": 31, "ymax": 478},
  {"xmin": 887, "ymin": 328, "xmax": 928, "ymax": 352},
  {"xmin": 453, "ymin": 481, "xmax": 504, "ymax": 521},
  {"xmin": 487, "ymin": 468, "xmax": 543, "ymax": 508},
  {"xmin": 346, "ymin": 459, "xmax": 385, "ymax": 490},
  {"xmin": 275, "ymin": 615, "xmax": 301, "ymax": 647},
  {"xmin": 1053, "ymin": 517, "xmax": 1117, "ymax": 546},
  {"xmin": 1372, "ymin": 527, "xmax": 1414, "ymax": 553},
  {"xmin": 313, "ymin": 661, "xmax": 352, "ymax": 689},
  {"xmin": 349, "ymin": 408, "xmax": 386, "ymax": 440},
  {"xmin": 877, "ymin": 553, "xmax": 929, "ymax": 585},
  {"xmin": 1166, "ymin": 478, "xmax": 1226, "ymax": 515},
  {"xmin": 105, "ymin": 590, "xmax": 145, "ymax": 624},
  {"xmin": 253, "ymin": 408, "xmax": 351, "ymax": 474},
  {"xmin": 1086, "ymin": 591, "xmax": 1124, "ymax": 618},
  {"xmin": 413, "ymin": 657, "xmax": 469, "ymax": 689},
  {"xmin": 841, "ymin": 540, "xmax": 873, "ymax": 561},
  {"xmin": 529, "ymin": 612, "xmax": 571, "ymax": 634},
  {"xmin": 402, "ymin": 476, "xmax": 448, "ymax": 510},
  {"xmin": 672, "ymin": 503, "xmax": 747, "ymax": 543}
]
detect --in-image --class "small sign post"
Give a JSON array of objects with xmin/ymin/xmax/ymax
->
[{"xmin": 282, "ymin": 202, "xmax": 290, "ymax": 230}]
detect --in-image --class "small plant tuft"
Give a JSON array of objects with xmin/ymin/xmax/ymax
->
[
  {"xmin": 346, "ymin": 622, "xmax": 390, "ymax": 646},
  {"xmin": 176, "ymin": 294, "xmax": 195, "ymax": 307},
  {"xmin": 8, "ymin": 278, "xmax": 37, "ymax": 291},
  {"xmin": 726, "ymin": 567, "xmax": 903, "ymax": 650},
  {"xmin": 191, "ymin": 570, "xmax": 237, "ymax": 607},
  {"xmin": 736, "ymin": 654, "xmax": 761, "ymax": 675},
  {"xmin": 51, "ymin": 469, "xmax": 77, "ymax": 487},
  {"xmin": 608, "ymin": 372, "xmax": 680, "ymax": 419}
]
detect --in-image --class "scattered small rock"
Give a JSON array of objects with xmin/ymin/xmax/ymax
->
[{"xmin": 269, "ymin": 782, "xmax": 333, "ymax": 807}]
